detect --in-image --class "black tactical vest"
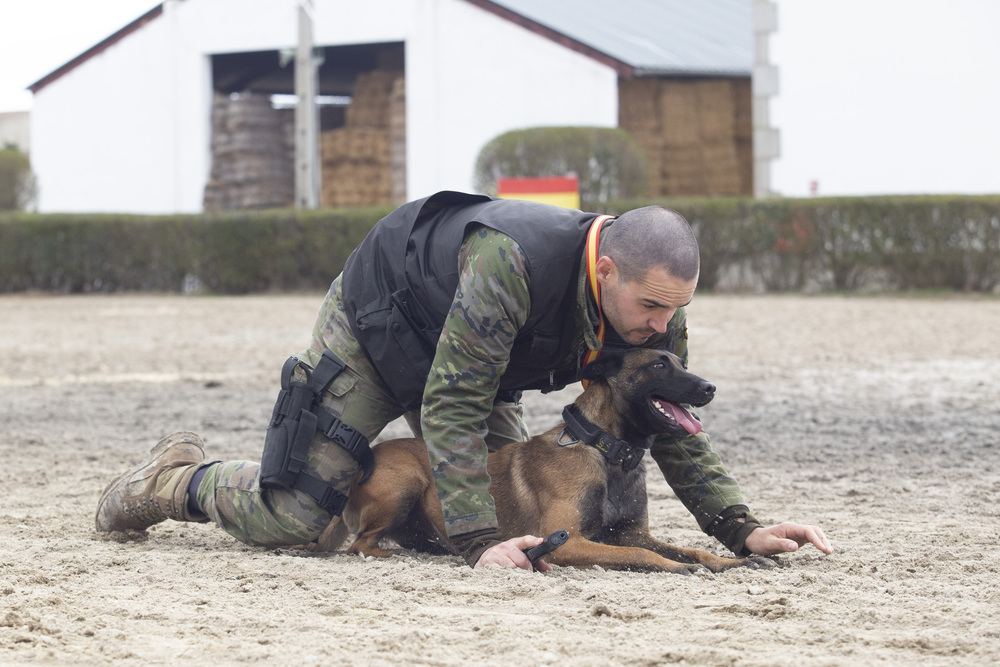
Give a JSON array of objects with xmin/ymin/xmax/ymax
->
[{"xmin": 340, "ymin": 191, "xmax": 601, "ymax": 409}]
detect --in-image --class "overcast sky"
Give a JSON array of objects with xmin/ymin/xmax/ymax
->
[{"xmin": 1, "ymin": 0, "xmax": 997, "ymax": 198}]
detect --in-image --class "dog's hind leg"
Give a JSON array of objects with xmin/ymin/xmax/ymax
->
[
  {"xmin": 391, "ymin": 513, "xmax": 455, "ymax": 555},
  {"xmin": 346, "ymin": 490, "xmax": 425, "ymax": 558},
  {"xmin": 391, "ymin": 481, "xmax": 455, "ymax": 556},
  {"xmin": 347, "ymin": 529, "xmax": 397, "ymax": 558},
  {"xmin": 310, "ymin": 517, "xmax": 351, "ymax": 552},
  {"xmin": 338, "ymin": 438, "xmax": 438, "ymax": 559}
]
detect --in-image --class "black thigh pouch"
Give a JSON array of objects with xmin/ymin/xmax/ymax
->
[
  {"xmin": 260, "ymin": 369, "xmax": 319, "ymax": 490},
  {"xmin": 258, "ymin": 351, "xmax": 374, "ymax": 514}
]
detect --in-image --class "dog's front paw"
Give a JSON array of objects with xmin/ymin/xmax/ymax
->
[{"xmin": 744, "ymin": 555, "xmax": 780, "ymax": 569}]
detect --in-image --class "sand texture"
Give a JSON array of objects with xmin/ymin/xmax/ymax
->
[{"xmin": 2, "ymin": 293, "xmax": 998, "ymax": 665}]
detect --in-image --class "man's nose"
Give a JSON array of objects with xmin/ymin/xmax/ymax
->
[{"xmin": 650, "ymin": 309, "xmax": 676, "ymax": 333}]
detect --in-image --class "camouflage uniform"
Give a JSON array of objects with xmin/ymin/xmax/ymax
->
[{"xmin": 193, "ymin": 225, "xmax": 749, "ymax": 552}]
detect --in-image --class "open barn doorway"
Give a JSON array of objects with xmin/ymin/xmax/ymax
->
[{"xmin": 204, "ymin": 41, "xmax": 405, "ymax": 210}]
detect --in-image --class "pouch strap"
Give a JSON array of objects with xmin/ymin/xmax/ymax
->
[
  {"xmin": 314, "ymin": 408, "xmax": 375, "ymax": 482},
  {"xmin": 307, "ymin": 350, "xmax": 375, "ymax": 482},
  {"xmin": 308, "ymin": 349, "xmax": 347, "ymax": 396},
  {"xmin": 293, "ymin": 471, "xmax": 349, "ymax": 515},
  {"xmin": 278, "ymin": 349, "xmax": 347, "ymax": 397},
  {"xmin": 278, "ymin": 355, "xmax": 299, "ymax": 392}
]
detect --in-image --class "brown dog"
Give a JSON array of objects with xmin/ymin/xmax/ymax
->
[{"xmin": 314, "ymin": 348, "xmax": 772, "ymax": 574}]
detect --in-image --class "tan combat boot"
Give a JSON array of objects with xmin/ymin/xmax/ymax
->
[{"xmin": 95, "ymin": 431, "xmax": 208, "ymax": 531}]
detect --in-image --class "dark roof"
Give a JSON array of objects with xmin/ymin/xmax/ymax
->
[
  {"xmin": 482, "ymin": 0, "xmax": 752, "ymax": 76},
  {"xmin": 29, "ymin": 0, "xmax": 751, "ymax": 93},
  {"xmin": 28, "ymin": 4, "xmax": 164, "ymax": 93}
]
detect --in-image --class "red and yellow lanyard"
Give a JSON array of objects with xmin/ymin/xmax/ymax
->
[{"xmin": 581, "ymin": 215, "xmax": 614, "ymax": 384}]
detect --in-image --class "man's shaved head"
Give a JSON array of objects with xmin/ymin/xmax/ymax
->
[{"xmin": 600, "ymin": 206, "xmax": 700, "ymax": 282}]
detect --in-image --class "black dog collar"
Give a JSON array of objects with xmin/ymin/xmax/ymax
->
[{"xmin": 560, "ymin": 404, "xmax": 646, "ymax": 471}]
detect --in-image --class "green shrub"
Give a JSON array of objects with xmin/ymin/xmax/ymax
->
[
  {"xmin": 473, "ymin": 127, "xmax": 648, "ymax": 210},
  {"xmin": 0, "ymin": 206, "xmax": 390, "ymax": 293}
]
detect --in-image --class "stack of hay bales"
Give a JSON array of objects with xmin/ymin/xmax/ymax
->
[
  {"xmin": 618, "ymin": 78, "xmax": 665, "ymax": 192},
  {"xmin": 203, "ymin": 92, "xmax": 294, "ymax": 210},
  {"xmin": 321, "ymin": 70, "xmax": 405, "ymax": 207},
  {"xmin": 731, "ymin": 79, "xmax": 754, "ymax": 195},
  {"xmin": 388, "ymin": 75, "xmax": 407, "ymax": 205},
  {"xmin": 619, "ymin": 78, "xmax": 752, "ymax": 197}
]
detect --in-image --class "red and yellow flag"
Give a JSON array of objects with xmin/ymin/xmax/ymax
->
[{"xmin": 497, "ymin": 175, "xmax": 580, "ymax": 209}]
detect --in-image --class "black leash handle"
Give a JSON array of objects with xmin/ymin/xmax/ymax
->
[{"xmin": 523, "ymin": 530, "xmax": 569, "ymax": 564}]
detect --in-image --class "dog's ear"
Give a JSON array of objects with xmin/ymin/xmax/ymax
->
[{"xmin": 580, "ymin": 350, "xmax": 625, "ymax": 383}]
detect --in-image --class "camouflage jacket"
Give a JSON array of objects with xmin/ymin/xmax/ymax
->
[{"xmin": 422, "ymin": 227, "xmax": 748, "ymax": 540}]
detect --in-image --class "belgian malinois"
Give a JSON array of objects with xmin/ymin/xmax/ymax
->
[{"xmin": 314, "ymin": 348, "xmax": 772, "ymax": 574}]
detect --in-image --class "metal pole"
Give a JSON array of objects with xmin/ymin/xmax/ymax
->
[{"xmin": 295, "ymin": 0, "xmax": 320, "ymax": 208}]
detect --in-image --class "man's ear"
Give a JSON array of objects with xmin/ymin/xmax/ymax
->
[
  {"xmin": 594, "ymin": 255, "xmax": 618, "ymax": 286},
  {"xmin": 580, "ymin": 350, "xmax": 625, "ymax": 383}
]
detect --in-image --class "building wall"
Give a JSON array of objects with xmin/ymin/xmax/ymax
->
[
  {"xmin": 402, "ymin": 0, "xmax": 618, "ymax": 198},
  {"xmin": 32, "ymin": 10, "xmax": 176, "ymax": 213},
  {"xmin": 30, "ymin": 0, "xmax": 618, "ymax": 214},
  {"xmin": 31, "ymin": 1, "xmax": 218, "ymax": 213}
]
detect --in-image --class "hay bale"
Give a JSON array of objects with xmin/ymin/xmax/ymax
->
[
  {"xmin": 619, "ymin": 78, "xmax": 662, "ymax": 131},
  {"xmin": 321, "ymin": 70, "xmax": 404, "ymax": 208},
  {"xmin": 659, "ymin": 82, "xmax": 701, "ymax": 147},
  {"xmin": 389, "ymin": 75, "xmax": 407, "ymax": 204},
  {"xmin": 696, "ymin": 80, "xmax": 737, "ymax": 143},
  {"xmin": 204, "ymin": 92, "xmax": 294, "ymax": 211},
  {"xmin": 619, "ymin": 76, "xmax": 753, "ymax": 197}
]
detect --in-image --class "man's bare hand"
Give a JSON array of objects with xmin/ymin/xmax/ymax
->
[
  {"xmin": 744, "ymin": 522, "xmax": 833, "ymax": 556},
  {"xmin": 474, "ymin": 535, "xmax": 554, "ymax": 572}
]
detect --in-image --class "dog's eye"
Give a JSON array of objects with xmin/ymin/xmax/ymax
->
[{"xmin": 653, "ymin": 362, "xmax": 665, "ymax": 369}]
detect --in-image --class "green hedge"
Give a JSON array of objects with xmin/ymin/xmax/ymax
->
[
  {"xmin": 0, "ymin": 207, "xmax": 392, "ymax": 293},
  {"xmin": 606, "ymin": 195, "xmax": 1000, "ymax": 292},
  {"xmin": 2, "ymin": 196, "xmax": 998, "ymax": 294}
]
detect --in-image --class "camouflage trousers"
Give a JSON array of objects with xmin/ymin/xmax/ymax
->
[{"xmin": 193, "ymin": 276, "xmax": 527, "ymax": 547}]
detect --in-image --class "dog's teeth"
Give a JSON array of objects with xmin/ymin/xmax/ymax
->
[{"xmin": 653, "ymin": 400, "xmax": 677, "ymax": 421}]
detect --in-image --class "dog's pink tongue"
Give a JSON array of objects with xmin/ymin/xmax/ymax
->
[{"xmin": 659, "ymin": 401, "xmax": 703, "ymax": 435}]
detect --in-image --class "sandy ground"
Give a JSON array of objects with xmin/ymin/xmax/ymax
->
[{"xmin": 1, "ymin": 292, "xmax": 999, "ymax": 666}]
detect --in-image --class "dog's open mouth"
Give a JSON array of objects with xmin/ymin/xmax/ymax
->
[{"xmin": 651, "ymin": 397, "xmax": 703, "ymax": 435}]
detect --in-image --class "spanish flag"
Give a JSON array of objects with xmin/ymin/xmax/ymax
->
[{"xmin": 497, "ymin": 175, "xmax": 580, "ymax": 210}]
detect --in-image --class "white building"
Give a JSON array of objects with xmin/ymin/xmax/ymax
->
[{"xmin": 29, "ymin": 0, "xmax": 756, "ymax": 213}]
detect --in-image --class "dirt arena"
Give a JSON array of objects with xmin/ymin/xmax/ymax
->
[{"xmin": 2, "ymin": 292, "xmax": 998, "ymax": 665}]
